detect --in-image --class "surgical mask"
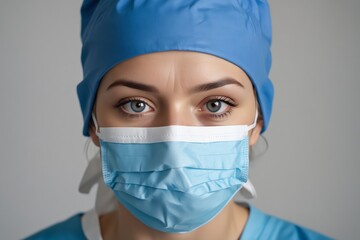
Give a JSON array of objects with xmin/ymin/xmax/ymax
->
[{"xmin": 92, "ymin": 110, "xmax": 258, "ymax": 233}]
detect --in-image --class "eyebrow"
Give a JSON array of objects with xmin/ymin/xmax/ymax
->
[
  {"xmin": 107, "ymin": 79, "xmax": 159, "ymax": 93},
  {"xmin": 106, "ymin": 77, "xmax": 244, "ymax": 93},
  {"xmin": 190, "ymin": 78, "xmax": 244, "ymax": 93}
]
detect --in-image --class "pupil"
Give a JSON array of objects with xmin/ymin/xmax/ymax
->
[
  {"xmin": 207, "ymin": 100, "xmax": 221, "ymax": 112},
  {"xmin": 131, "ymin": 101, "xmax": 145, "ymax": 112}
]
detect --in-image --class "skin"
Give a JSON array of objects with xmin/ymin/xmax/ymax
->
[{"xmin": 89, "ymin": 50, "xmax": 263, "ymax": 240}]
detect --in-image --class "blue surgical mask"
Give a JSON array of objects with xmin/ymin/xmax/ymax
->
[{"xmin": 92, "ymin": 110, "xmax": 258, "ymax": 233}]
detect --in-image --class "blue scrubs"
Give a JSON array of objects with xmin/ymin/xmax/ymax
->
[
  {"xmin": 24, "ymin": 213, "xmax": 86, "ymax": 240},
  {"xmin": 24, "ymin": 204, "xmax": 332, "ymax": 240}
]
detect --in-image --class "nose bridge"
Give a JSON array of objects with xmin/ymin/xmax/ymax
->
[
  {"xmin": 159, "ymin": 97, "xmax": 197, "ymax": 126},
  {"xmin": 164, "ymin": 100, "xmax": 189, "ymax": 125}
]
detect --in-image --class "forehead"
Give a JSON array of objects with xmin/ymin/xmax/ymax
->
[{"xmin": 99, "ymin": 51, "xmax": 253, "ymax": 90}]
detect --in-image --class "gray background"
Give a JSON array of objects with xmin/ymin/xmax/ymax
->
[{"xmin": 0, "ymin": 1, "xmax": 359, "ymax": 239}]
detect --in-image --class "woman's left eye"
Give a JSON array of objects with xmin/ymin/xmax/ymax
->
[
  {"xmin": 199, "ymin": 97, "xmax": 238, "ymax": 120},
  {"xmin": 205, "ymin": 99, "xmax": 229, "ymax": 113}
]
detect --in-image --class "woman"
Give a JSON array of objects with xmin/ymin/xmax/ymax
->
[{"xmin": 26, "ymin": 0, "xmax": 331, "ymax": 239}]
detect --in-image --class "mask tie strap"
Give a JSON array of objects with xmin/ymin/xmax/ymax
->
[
  {"xmin": 246, "ymin": 109, "xmax": 258, "ymax": 131},
  {"xmin": 78, "ymin": 151, "xmax": 101, "ymax": 194},
  {"xmin": 240, "ymin": 179, "xmax": 257, "ymax": 199},
  {"xmin": 240, "ymin": 109, "xmax": 259, "ymax": 199},
  {"xmin": 91, "ymin": 113, "xmax": 100, "ymax": 137}
]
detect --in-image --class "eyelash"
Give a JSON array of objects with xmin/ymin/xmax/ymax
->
[
  {"xmin": 114, "ymin": 97, "xmax": 152, "ymax": 118},
  {"xmin": 114, "ymin": 96, "xmax": 238, "ymax": 120},
  {"xmin": 202, "ymin": 96, "xmax": 238, "ymax": 120}
]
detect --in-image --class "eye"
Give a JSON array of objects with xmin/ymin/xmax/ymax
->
[
  {"xmin": 205, "ymin": 100, "xmax": 228, "ymax": 113},
  {"xmin": 199, "ymin": 96, "xmax": 238, "ymax": 120},
  {"xmin": 126, "ymin": 101, "xmax": 147, "ymax": 112},
  {"xmin": 116, "ymin": 98, "xmax": 153, "ymax": 115},
  {"xmin": 202, "ymin": 97, "xmax": 236, "ymax": 114}
]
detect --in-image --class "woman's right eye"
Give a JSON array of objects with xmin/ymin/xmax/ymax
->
[{"xmin": 117, "ymin": 98, "xmax": 154, "ymax": 115}]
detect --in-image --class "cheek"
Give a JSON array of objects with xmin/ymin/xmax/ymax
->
[{"xmin": 224, "ymin": 97, "xmax": 255, "ymax": 125}]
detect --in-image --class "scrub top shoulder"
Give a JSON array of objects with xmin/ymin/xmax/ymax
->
[
  {"xmin": 241, "ymin": 204, "xmax": 332, "ymax": 240},
  {"xmin": 24, "ymin": 213, "xmax": 86, "ymax": 240},
  {"xmin": 24, "ymin": 205, "xmax": 332, "ymax": 240}
]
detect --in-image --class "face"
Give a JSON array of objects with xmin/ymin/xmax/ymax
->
[{"xmin": 89, "ymin": 51, "xmax": 263, "ymax": 146}]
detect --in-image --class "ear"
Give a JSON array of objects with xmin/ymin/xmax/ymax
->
[
  {"xmin": 249, "ymin": 118, "xmax": 263, "ymax": 146},
  {"xmin": 89, "ymin": 121, "xmax": 100, "ymax": 147}
]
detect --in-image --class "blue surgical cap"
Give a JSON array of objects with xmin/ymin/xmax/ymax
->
[{"xmin": 77, "ymin": 0, "xmax": 274, "ymax": 136}]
